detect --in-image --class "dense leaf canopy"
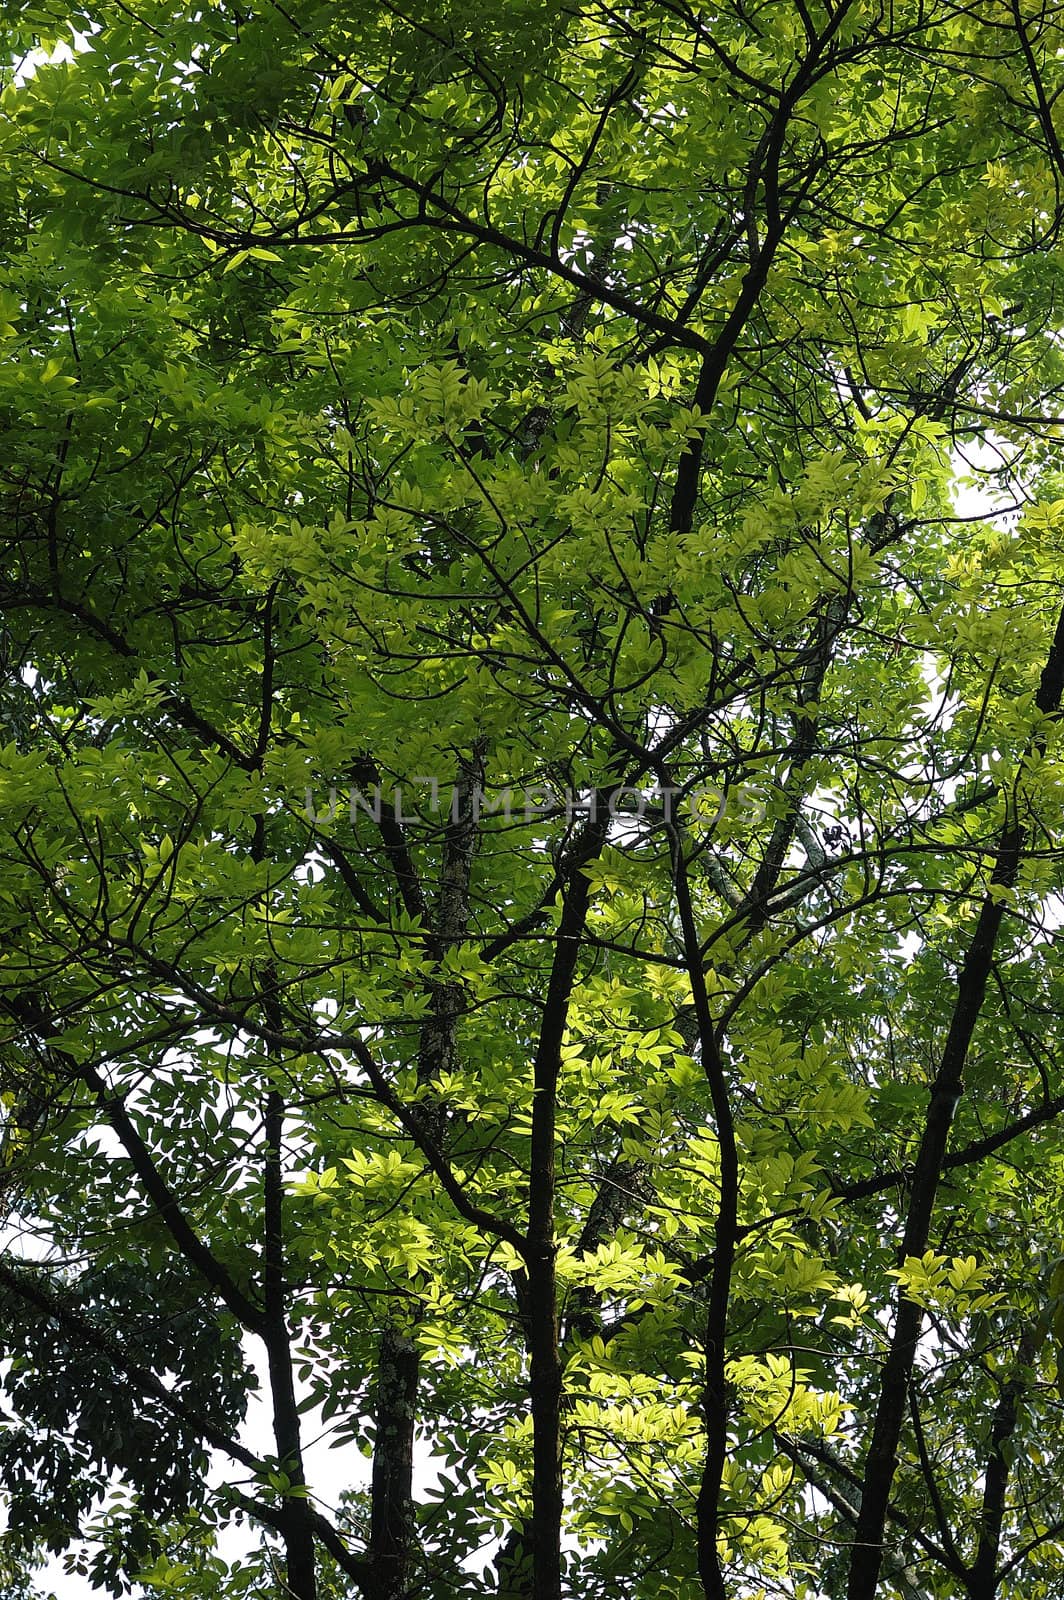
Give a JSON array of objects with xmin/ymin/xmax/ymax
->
[{"xmin": 3, "ymin": 3, "xmax": 1064, "ymax": 1599}]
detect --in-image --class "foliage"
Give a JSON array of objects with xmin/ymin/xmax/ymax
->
[{"xmin": 2, "ymin": 3, "xmax": 1064, "ymax": 1599}]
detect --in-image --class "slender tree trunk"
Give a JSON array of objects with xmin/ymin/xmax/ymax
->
[
  {"xmin": 526, "ymin": 1249, "xmax": 563, "ymax": 1600},
  {"xmin": 847, "ymin": 889, "xmax": 1013, "ymax": 1598},
  {"xmin": 523, "ymin": 822, "xmax": 602, "ymax": 1600},
  {"xmin": 366, "ymin": 747, "xmax": 485, "ymax": 1597},
  {"xmin": 497, "ymin": 1157, "xmax": 647, "ymax": 1599},
  {"xmin": 847, "ymin": 601, "xmax": 1064, "ymax": 1600},
  {"xmin": 524, "ymin": 1005, "xmax": 568, "ymax": 1600},
  {"xmin": 263, "ymin": 1086, "xmax": 318, "ymax": 1600},
  {"xmin": 369, "ymin": 1323, "xmax": 420, "ymax": 1600},
  {"xmin": 666, "ymin": 823, "xmax": 738, "ymax": 1600},
  {"xmin": 968, "ymin": 1330, "xmax": 1036, "ymax": 1600}
]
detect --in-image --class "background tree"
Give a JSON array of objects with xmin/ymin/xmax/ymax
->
[{"xmin": 3, "ymin": 3, "xmax": 1064, "ymax": 1598}]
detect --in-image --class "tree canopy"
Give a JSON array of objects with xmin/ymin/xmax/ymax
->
[{"xmin": 3, "ymin": 3, "xmax": 1064, "ymax": 1598}]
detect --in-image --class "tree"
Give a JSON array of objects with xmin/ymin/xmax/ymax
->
[{"xmin": 3, "ymin": 2, "xmax": 1064, "ymax": 1597}]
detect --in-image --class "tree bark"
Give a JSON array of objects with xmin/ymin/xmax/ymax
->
[{"xmin": 368, "ymin": 1323, "xmax": 420, "ymax": 1600}]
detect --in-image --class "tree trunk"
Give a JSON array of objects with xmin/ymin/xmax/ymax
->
[
  {"xmin": 263, "ymin": 1086, "xmax": 317, "ymax": 1600},
  {"xmin": 368, "ymin": 1323, "xmax": 420, "ymax": 1600},
  {"xmin": 523, "ymin": 822, "xmax": 602, "ymax": 1600},
  {"xmin": 525, "ymin": 1248, "xmax": 563, "ymax": 1600},
  {"xmin": 968, "ymin": 1331, "xmax": 1036, "ymax": 1600},
  {"xmin": 368, "ymin": 748, "xmax": 484, "ymax": 1597},
  {"xmin": 847, "ymin": 600, "xmax": 1064, "ymax": 1600}
]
